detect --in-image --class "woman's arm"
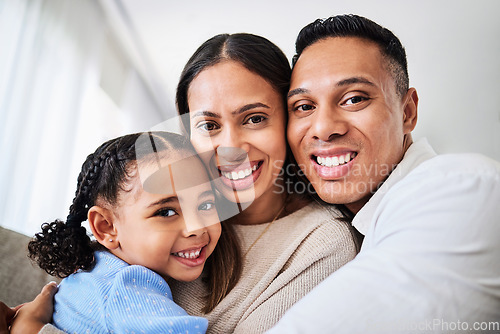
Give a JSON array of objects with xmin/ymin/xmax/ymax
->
[{"xmin": 10, "ymin": 282, "xmax": 60, "ymax": 334}]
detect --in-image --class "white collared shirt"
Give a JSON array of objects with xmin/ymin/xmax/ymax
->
[{"xmin": 269, "ymin": 138, "xmax": 500, "ymax": 333}]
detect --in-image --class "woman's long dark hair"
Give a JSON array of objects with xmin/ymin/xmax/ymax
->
[{"xmin": 28, "ymin": 131, "xmax": 241, "ymax": 313}]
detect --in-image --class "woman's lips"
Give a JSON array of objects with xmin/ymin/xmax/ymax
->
[{"xmin": 218, "ymin": 161, "xmax": 263, "ymax": 190}]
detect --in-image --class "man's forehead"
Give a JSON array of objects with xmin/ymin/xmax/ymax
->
[
  {"xmin": 290, "ymin": 37, "xmax": 388, "ymax": 89},
  {"xmin": 294, "ymin": 37, "xmax": 384, "ymax": 72}
]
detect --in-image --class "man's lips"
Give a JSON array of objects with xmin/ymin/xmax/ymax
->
[
  {"xmin": 312, "ymin": 151, "xmax": 357, "ymax": 167},
  {"xmin": 309, "ymin": 150, "xmax": 358, "ymax": 179}
]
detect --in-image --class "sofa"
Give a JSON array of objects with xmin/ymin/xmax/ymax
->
[{"xmin": 0, "ymin": 226, "xmax": 60, "ymax": 307}]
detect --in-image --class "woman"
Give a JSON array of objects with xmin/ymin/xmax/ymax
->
[
  {"xmin": 12, "ymin": 33, "xmax": 359, "ymax": 334},
  {"xmin": 170, "ymin": 33, "xmax": 360, "ymax": 333}
]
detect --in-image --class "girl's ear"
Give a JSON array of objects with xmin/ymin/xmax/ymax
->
[{"xmin": 88, "ymin": 206, "xmax": 119, "ymax": 250}]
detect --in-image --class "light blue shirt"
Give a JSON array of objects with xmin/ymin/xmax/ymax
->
[
  {"xmin": 53, "ymin": 251, "xmax": 207, "ymax": 334},
  {"xmin": 269, "ymin": 139, "xmax": 500, "ymax": 333}
]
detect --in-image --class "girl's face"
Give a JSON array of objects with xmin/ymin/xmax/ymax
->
[
  {"xmin": 187, "ymin": 60, "xmax": 287, "ymax": 205},
  {"xmin": 110, "ymin": 152, "xmax": 221, "ymax": 282}
]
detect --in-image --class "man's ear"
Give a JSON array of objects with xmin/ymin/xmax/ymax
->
[
  {"xmin": 402, "ymin": 87, "xmax": 418, "ymax": 134},
  {"xmin": 88, "ymin": 206, "xmax": 119, "ymax": 250}
]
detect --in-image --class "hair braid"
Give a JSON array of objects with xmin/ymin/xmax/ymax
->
[{"xmin": 28, "ymin": 140, "xmax": 122, "ymax": 278}]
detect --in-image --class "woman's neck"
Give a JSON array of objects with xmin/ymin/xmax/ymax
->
[
  {"xmin": 230, "ymin": 188, "xmax": 287, "ymax": 225},
  {"xmin": 223, "ymin": 177, "xmax": 309, "ymax": 225}
]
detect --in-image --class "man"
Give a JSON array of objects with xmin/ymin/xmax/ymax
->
[{"xmin": 269, "ymin": 14, "xmax": 500, "ymax": 333}]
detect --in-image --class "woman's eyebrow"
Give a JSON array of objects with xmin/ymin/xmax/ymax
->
[
  {"xmin": 191, "ymin": 110, "xmax": 220, "ymax": 118},
  {"xmin": 232, "ymin": 102, "xmax": 270, "ymax": 115}
]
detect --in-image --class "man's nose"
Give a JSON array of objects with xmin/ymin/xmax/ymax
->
[{"xmin": 310, "ymin": 106, "xmax": 349, "ymax": 141}]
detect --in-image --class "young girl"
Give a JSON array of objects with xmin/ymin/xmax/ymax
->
[{"xmin": 28, "ymin": 131, "xmax": 241, "ymax": 334}]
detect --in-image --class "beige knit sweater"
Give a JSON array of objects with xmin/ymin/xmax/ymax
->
[{"xmin": 39, "ymin": 202, "xmax": 358, "ymax": 334}]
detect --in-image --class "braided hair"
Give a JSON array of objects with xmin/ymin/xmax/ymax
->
[{"xmin": 28, "ymin": 131, "xmax": 241, "ymax": 312}]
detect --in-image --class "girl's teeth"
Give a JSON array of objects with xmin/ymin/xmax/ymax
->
[
  {"xmin": 316, "ymin": 153, "xmax": 356, "ymax": 167},
  {"xmin": 222, "ymin": 166, "xmax": 257, "ymax": 180},
  {"xmin": 173, "ymin": 249, "xmax": 201, "ymax": 259}
]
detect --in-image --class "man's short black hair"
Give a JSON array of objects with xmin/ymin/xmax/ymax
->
[{"xmin": 293, "ymin": 14, "xmax": 409, "ymax": 97}]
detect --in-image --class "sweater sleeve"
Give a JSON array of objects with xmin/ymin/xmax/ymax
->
[
  {"xmin": 105, "ymin": 265, "xmax": 207, "ymax": 334},
  {"xmin": 234, "ymin": 219, "xmax": 358, "ymax": 333}
]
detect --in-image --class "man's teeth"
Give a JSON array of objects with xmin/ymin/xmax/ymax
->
[
  {"xmin": 173, "ymin": 249, "xmax": 201, "ymax": 259},
  {"xmin": 316, "ymin": 153, "xmax": 356, "ymax": 167},
  {"xmin": 221, "ymin": 165, "xmax": 257, "ymax": 181}
]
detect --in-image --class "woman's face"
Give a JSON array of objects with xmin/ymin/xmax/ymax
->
[{"xmin": 187, "ymin": 60, "xmax": 287, "ymax": 205}]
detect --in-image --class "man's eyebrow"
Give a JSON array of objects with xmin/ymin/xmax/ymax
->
[
  {"xmin": 287, "ymin": 88, "xmax": 310, "ymax": 100},
  {"xmin": 287, "ymin": 77, "xmax": 376, "ymax": 100},
  {"xmin": 337, "ymin": 77, "xmax": 376, "ymax": 87},
  {"xmin": 148, "ymin": 196, "xmax": 177, "ymax": 208},
  {"xmin": 232, "ymin": 103, "xmax": 270, "ymax": 115},
  {"xmin": 190, "ymin": 111, "xmax": 220, "ymax": 119}
]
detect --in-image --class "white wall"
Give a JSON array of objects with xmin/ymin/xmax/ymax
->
[{"xmin": 122, "ymin": 0, "xmax": 500, "ymax": 160}]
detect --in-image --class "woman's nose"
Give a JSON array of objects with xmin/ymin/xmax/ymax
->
[
  {"xmin": 215, "ymin": 128, "xmax": 250, "ymax": 164},
  {"xmin": 217, "ymin": 146, "xmax": 248, "ymax": 164}
]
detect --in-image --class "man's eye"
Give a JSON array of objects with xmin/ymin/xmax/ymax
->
[
  {"xmin": 295, "ymin": 104, "xmax": 315, "ymax": 112},
  {"xmin": 156, "ymin": 208, "xmax": 177, "ymax": 217},
  {"xmin": 198, "ymin": 201, "xmax": 215, "ymax": 211},
  {"xmin": 344, "ymin": 96, "xmax": 368, "ymax": 105},
  {"xmin": 245, "ymin": 115, "xmax": 267, "ymax": 125}
]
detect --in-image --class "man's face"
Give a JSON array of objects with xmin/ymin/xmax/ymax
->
[{"xmin": 287, "ymin": 37, "xmax": 417, "ymax": 213}]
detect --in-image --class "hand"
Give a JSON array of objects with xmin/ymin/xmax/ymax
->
[
  {"xmin": 10, "ymin": 282, "xmax": 58, "ymax": 334},
  {"xmin": 0, "ymin": 301, "xmax": 17, "ymax": 334}
]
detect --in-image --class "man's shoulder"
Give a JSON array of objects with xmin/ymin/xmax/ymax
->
[{"xmin": 406, "ymin": 152, "xmax": 499, "ymax": 180}]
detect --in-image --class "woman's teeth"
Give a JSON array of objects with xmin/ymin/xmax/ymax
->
[
  {"xmin": 316, "ymin": 153, "xmax": 356, "ymax": 167},
  {"xmin": 172, "ymin": 249, "xmax": 201, "ymax": 259},
  {"xmin": 221, "ymin": 165, "xmax": 258, "ymax": 181}
]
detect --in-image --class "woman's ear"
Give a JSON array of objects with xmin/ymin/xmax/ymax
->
[
  {"xmin": 88, "ymin": 206, "xmax": 119, "ymax": 250},
  {"xmin": 402, "ymin": 87, "xmax": 418, "ymax": 134}
]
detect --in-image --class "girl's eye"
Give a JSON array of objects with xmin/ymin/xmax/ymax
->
[
  {"xmin": 245, "ymin": 115, "xmax": 267, "ymax": 125},
  {"xmin": 156, "ymin": 208, "xmax": 177, "ymax": 218},
  {"xmin": 198, "ymin": 201, "xmax": 215, "ymax": 211}
]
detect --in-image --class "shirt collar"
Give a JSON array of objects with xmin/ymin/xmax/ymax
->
[{"xmin": 352, "ymin": 138, "xmax": 437, "ymax": 235}]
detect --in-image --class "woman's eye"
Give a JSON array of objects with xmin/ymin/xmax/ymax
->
[
  {"xmin": 245, "ymin": 115, "xmax": 267, "ymax": 125},
  {"xmin": 198, "ymin": 201, "xmax": 215, "ymax": 211},
  {"xmin": 156, "ymin": 208, "xmax": 177, "ymax": 217},
  {"xmin": 196, "ymin": 122, "xmax": 219, "ymax": 132}
]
